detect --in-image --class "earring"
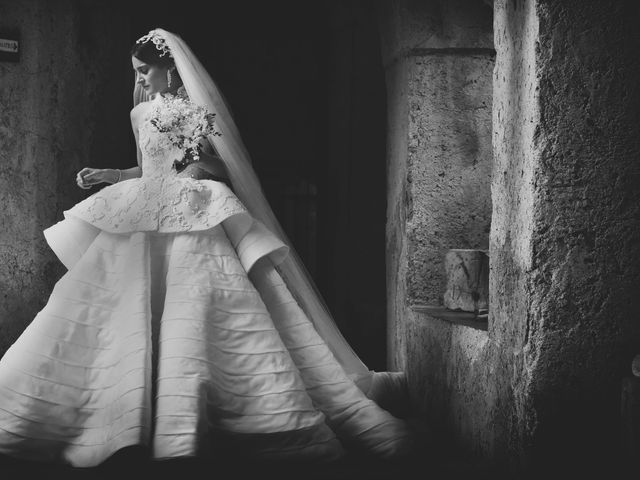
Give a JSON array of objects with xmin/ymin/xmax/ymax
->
[{"xmin": 167, "ymin": 69, "xmax": 172, "ymax": 88}]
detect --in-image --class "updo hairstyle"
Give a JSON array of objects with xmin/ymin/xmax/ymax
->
[{"xmin": 130, "ymin": 39, "xmax": 174, "ymax": 69}]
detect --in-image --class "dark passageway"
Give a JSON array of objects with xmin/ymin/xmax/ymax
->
[{"xmin": 126, "ymin": 0, "xmax": 390, "ymax": 371}]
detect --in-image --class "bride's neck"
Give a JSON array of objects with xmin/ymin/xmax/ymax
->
[{"xmin": 160, "ymin": 81, "xmax": 184, "ymax": 97}]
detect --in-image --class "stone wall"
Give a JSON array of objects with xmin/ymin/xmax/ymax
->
[
  {"xmin": 377, "ymin": 0, "xmax": 497, "ymax": 460},
  {"xmin": 380, "ymin": 0, "xmax": 640, "ymax": 472},
  {"xmin": 490, "ymin": 0, "xmax": 640, "ymax": 469},
  {"xmin": 500, "ymin": 0, "xmax": 640, "ymax": 468},
  {"xmin": 488, "ymin": 0, "xmax": 541, "ymax": 465},
  {"xmin": 377, "ymin": 0, "xmax": 494, "ymax": 373},
  {"xmin": 0, "ymin": 0, "xmax": 131, "ymax": 355}
]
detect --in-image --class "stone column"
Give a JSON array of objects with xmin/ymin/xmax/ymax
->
[
  {"xmin": 376, "ymin": 0, "xmax": 494, "ymax": 370},
  {"xmin": 491, "ymin": 0, "xmax": 640, "ymax": 470},
  {"xmin": 379, "ymin": 0, "xmax": 640, "ymax": 472},
  {"xmin": 0, "ymin": 0, "xmax": 132, "ymax": 355}
]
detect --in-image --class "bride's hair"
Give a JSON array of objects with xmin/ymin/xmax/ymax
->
[
  {"xmin": 130, "ymin": 38, "xmax": 174, "ymax": 69},
  {"xmin": 131, "ymin": 35, "xmax": 182, "ymax": 88}
]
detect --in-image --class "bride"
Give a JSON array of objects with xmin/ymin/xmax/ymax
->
[{"xmin": 0, "ymin": 29, "xmax": 413, "ymax": 467}]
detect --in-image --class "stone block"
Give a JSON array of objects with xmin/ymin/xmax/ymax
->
[{"xmin": 443, "ymin": 249, "xmax": 489, "ymax": 313}]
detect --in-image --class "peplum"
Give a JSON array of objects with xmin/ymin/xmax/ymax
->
[
  {"xmin": 45, "ymin": 90, "xmax": 288, "ymax": 273},
  {"xmin": 63, "ymin": 176, "xmax": 247, "ymax": 234}
]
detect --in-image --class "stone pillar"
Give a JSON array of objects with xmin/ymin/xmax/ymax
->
[
  {"xmin": 491, "ymin": 0, "xmax": 640, "ymax": 470},
  {"xmin": 0, "ymin": 0, "xmax": 132, "ymax": 355},
  {"xmin": 376, "ymin": 0, "xmax": 494, "ymax": 370},
  {"xmin": 379, "ymin": 0, "xmax": 640, "ymax": 472}
]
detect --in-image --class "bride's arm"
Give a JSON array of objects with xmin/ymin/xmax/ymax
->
[
  {"xmin": 190, "ymin": 137, "xmax": 228, "ymax": 178},
  {"xmin": 76, "ymin": 106, "xmax": 146, "ymax": 189}
]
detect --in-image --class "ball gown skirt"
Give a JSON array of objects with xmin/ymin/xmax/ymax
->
[
  {"xmin": 0, "ymin": 90, "xmax": 412, "ymax": 466},
  {"xmin": 0, "ymin": 205, "xmax": 412, "ymax": 468}
]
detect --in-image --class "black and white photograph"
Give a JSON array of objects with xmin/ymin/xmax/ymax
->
[{"xmin": 0, "ymin": 1, "xmax": 638, "ymax": 479}]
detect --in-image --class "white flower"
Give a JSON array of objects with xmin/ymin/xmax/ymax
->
[{"xmin": 149, "ymin": 94, "xmax": 221, "ymax": 164}]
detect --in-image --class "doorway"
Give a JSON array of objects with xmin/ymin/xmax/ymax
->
[{"xmin": 127, "ymin": 0, "xmax": 388, "ymax": 370}]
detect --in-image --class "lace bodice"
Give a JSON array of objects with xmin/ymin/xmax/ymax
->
[
  {"xmin": 65, "ymin": 90, "xmax": 246, "ymax": 233},
  {"xmin": 138, "ymin": 89, "xmax": 199, "ymax": 179}
]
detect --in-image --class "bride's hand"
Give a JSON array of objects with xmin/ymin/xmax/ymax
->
[
  {"xmin": 76, "ymin": 168, "xmax": 117, "ymax": 189},
  {"xmin": 176, "ymin": 162, "xmax": 208, "ymax": 180}
]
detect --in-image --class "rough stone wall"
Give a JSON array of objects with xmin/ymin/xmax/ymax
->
[
  {"xmin": 377, "ymin": 0, "xmax": 494, "ymax": 371},
  {"xmin": 382, "ymin": 0, "xmax": 640, "ymax": 472},
  {"xmin": 407, "ymin": 53, "xmax": 493, "ymax": 306},
  {"xmin": 489, "ymin": 0, "xmax": 541, "ymax": 464},
  {"xmin": 492, "ymin": 0, "xmax": 640, "ymax": 468},
  {"xmin": 0, "ymin": 0, "xmax": 131, "ymax": 355},
  {"xmin": 383, "ymin": 51, "xmax": 411, "ymax": 372},
  {"xmin": 515, "ymin": 0, "xmax": 640, "ymax": 467},
  {"xmin": 406, "ymin": 309, "xmax": 496, "ymax": 457}
]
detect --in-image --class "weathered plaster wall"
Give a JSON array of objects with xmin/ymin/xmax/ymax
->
[
  {"xmin": 0, "ymin": 0, "xmax": 131, "ymax": 355},
  {"xmin": 489, "ymin": 0, "xmax": 541, "ymax": 466},
  {"xmin": 491, "ymin": 0, "xmax": 640, "ymax": 469},
  {"xmin": 377, "ymin": 0, "xmax": 494, "ymax": 371},
  {"xmin": 402, "ymin": 35, "xmax": 498, "ymax": 461},
  {"xmin": 406, "ymin": 310, "xmax": 495, "ymax": 457},
  {"xmin": 382, "ymin": 0, "xmax": 640, "ymax": 472},
  {"xmin": 406, "ymin": 54, "xmax": 493, "ymax": 307},
  {"xmin": 510, "ymin": 0, "xmax": 640, "ymax": 467},
  {"xmin": 378, "ymin": 0, "xmax": 498, "ymax": 461},
  {"xmin": 383, "ymin": 50, "xmax": 411, "ymax": 372}
]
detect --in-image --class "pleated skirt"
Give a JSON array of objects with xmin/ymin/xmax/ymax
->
[{"xmin": 0, "ymin": 223, "xmax": 412, "ymax": 467}]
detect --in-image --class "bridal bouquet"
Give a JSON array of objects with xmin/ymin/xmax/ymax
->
[{"xmin": 150, "ymin": 94, "xmax": 221, "ymax": 169}]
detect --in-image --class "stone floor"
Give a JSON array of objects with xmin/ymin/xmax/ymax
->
[
  {"xmin": 0, "ymin": 450, "xmax": 498, "ymax": 480},
  {"xmin": 0, "ymin": 419, "xmax": 634, "ymax": 480},
  {"xmin": 0, "ymin": 418, "xmax": 498, "ymax": 480},
  {"xmin": 1, "ymin": 447, "xmax": 634, "ymax": 479}
]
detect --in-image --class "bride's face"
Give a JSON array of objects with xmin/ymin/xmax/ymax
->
[{"xmin": 132, "ymin": 56, "xmax": 169, "ymax": 96}]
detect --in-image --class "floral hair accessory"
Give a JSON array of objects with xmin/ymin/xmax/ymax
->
[{"xmin": 136, "ymin": 29, "xmax": 172, "ymax": 58}]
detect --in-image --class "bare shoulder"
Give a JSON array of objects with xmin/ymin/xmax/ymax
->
[{"xmin": 130, "ymin": 101, "xmax": 152, "ymax": 127}]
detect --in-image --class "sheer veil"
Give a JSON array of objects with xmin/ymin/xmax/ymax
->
[{"xmin": 132, "ymin": 28, "xmax": 384, "ymax": 394}]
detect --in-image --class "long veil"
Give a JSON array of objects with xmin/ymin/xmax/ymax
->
[{"xmin": 133, "ymin": 28, "xmax": 381, "ymax": 394}]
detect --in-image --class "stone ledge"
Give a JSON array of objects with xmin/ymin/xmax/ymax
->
[{"xmin": 411, "ymin": 305, "xmax": 488, "ymax": 332}]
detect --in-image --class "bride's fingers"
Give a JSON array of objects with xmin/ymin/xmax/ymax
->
[
  {"xmin": 76, "ymin": 174, "xmax": 92, "ymax": 189},
  {"xmin": 77, "ymin": 168, "xmax": 92, "ymax": 179},
  {"xmin": 81, "ymin": 172, "xmax": 101, "ymax": 185}
]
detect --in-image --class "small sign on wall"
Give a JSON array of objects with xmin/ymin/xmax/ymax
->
[{"xmin": 0, "ymin": 31, "xmax": 19, "ymax": 62}]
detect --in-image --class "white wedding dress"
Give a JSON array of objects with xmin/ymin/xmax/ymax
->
[{"xmin": 0, "ymin": 91, "xmax": 412, "ymax": 467}]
